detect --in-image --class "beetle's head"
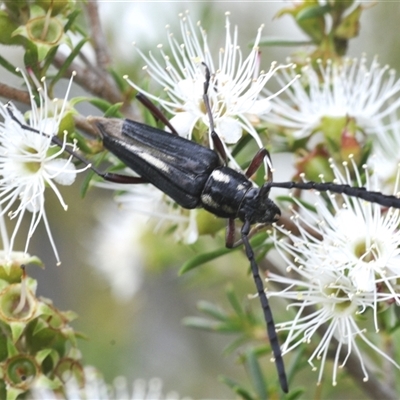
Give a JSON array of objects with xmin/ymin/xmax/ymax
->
[{"xmin": 240, "ymin": 185, "xmax": 281, "ymax": 225}]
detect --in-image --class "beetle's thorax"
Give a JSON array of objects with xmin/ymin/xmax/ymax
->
[
  {"xmin": 200, "ymin": 167, "xmax": 281, "ymax": 225},
  {"xmin": 200, "ymin": 166, "xmax": 253, "ymax": 218}
]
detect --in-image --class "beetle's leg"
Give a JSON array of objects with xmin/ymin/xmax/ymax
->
[
  {"xmin": 245, "ymin": 148, "xmax": 273, "ymax": 184},
  {"xmin": 241, "ymin": 219, "xmax": 288, "ymax": 393},
  {"xmin": 136, "ymin": 93, "xmax": 179, "ymax": 136},
  {"xmin": 202, "ymin": 63, "xmax": 228, "ymax": 164},
  {"xmin": 101, "ymin": 173, "xmax": 148, "ymax": 184},
  {"xmin": 225, "ymin": 218, "xmax": 236, "ymax": 248},
  {"xmin": 226, "ymin": 219, "xmax": 269, "ymax": 249}
]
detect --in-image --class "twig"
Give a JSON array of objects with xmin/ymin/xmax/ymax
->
[
  {"xmin": 0, "ymin": 83, "xmax": 30, "ymax": 104},
  {"xmin": 85, "ymin": 1, "xmax": 111, "ymax": 71},
  {"xmin": 52, "ymin": 54, "xmax": 122, "ymax": 104}
]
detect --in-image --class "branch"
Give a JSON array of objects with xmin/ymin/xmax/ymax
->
[
  {"xmin": 85, "ymin": 1, "xmax": 111, "ymax": 71},
  {"xmin": 52, "ymin": 54, "xmax": 123, "ymax": 105},
  {"xmin": 0, "ymin": 83, "xmax": 30, "ymax": 104}
]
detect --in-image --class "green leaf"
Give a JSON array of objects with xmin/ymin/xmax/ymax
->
[
  {"xmin": 182, "ymin": 316, "xmax": 231, "ymax": 332},
  {"xmin": 80, "ymin": 170, "xmax": 96, "ymax": 198},
  {"xmin": 24, "ymin": 43, "xmax": 39, "ymax": 75},
  {"xmin": 197, "ymin": 300, "xmax": 228, "ymax": 321},
  {"xmin": 222, "ymin": 334, "xmax": 248, "ymax": 354},
  {"xmin": 179, "ymin": 246, "xmax": 233, "ymax": 275},
  {"xmin": 296, "ymin": 4, "xmax": 331, "ymax": 21},
  {"xmin": 246, "ymin": 349, "xmax": 268, "ymax": 400},
  {"xmin": 110, "ymin": 68, "xmax": 128, "ymax": 93},
  {"xmin": 0, "ymin": 54, "xmax": 19, "ymax": 76},
  {"xmin": 80, "ymin": 97, "xmax": 124, "ymax": 118},
  {"xmin": 219, "ymin": 376, "xmax": 255, "ymax": 400},
  {"xmin": 64, "ymin": 9, "xmax": 81, "ymax": 33},
  {"xmin": 285, "ymin": 347, "xmax": 306, "ymax": 397},
  {"xmin": 231, "ymin": 134, "xmax": 253, "ymax": 157},
  {"xmin": 79, "ymin": 152, "xmax": 106, "ymax": 197},
  {"xmin": 287, "ymin": 388, "xmax": 305, "ymax": 400},
  {"xmin": 50, "ymin": 37, "xmax": 88, "ymax": 88},
  {"xmin": 180, "ymin": 231, "xmax": 269, "ymax": 275},
  {"xmin": 225, "ymin": 284, "xmax": 245, "ymax": 318},
  {"xmin": 258, "ymin": 37, "xmax": 313, "ymax": 47},
  {"xmin": 104, "ymin": 102, "xmax": 124, "ymax": 118},
  {"xmin": 41, "ymin": 44, "xmax": 60, "ymax": 73}
]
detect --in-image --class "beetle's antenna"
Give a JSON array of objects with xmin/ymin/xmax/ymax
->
[
  {"xmin": 268, "ymin": 180, "xmax": 400, "ymax": 209},
  {"xmin": 201, "ymin": 62, "xmax": 227, "ymax": 163},
  {"xmin": 241, "ymin": 220, "xmax": 288, "ymax": 393}
]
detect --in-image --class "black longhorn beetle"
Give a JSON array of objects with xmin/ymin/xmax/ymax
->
[{"xmin": 7, "ymin": 66, "xmax": 400, "ymax": 394}]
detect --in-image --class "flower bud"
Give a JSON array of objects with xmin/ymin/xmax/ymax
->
[
  {"xmin": 340, "ymin": 124, "xmax": 362, "ymax": 165},
  {"xmin": 296, "ymin": 147, "xmax": 334, "ymax": 182},
  {"xmin": 320, "ymin": 115, "xmax": 347, "ymax": 149}
]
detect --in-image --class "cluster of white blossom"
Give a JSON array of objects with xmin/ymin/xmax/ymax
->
[{"xmin": 1, "ymin": 10, "xmax": 400, "ymax": 390}]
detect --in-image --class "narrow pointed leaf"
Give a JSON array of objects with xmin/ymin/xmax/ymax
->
[
  {"xmin": 182, "ymin": 316, "xmax": 228, "ymax": 332},
  {"xmin": 180, "ymin": 232, "xmax": 269, "ymax": 275},
  {"xmin": 197, "ymin": 300, "xmax": 227, "ymax": 321},
  {"xmin": 110, "ymin": 68, "xmax": 128, "ymax": 93},
  {"xmin": 104, "ymin": 102, "xmax": 124, "ymax": 118},
  {"xmin": 219, "ymin": 376, "xmax": 254, "ymax": 400},
  {"xmin": 222, "ymin": 335, "xmax": 248, "ymax": 354},
  {"xmin": 51, "ymin": 38, "xmax": 88, "ymax": 88},
  {"xmin": 179, "ymin": 246, "xmax": 233, "ymax": 275},
  {"xmin": 246, "ymin": 349, "xmax": 268, "ymax": 400},
  {"xmin": 225, "ymin": 285, "xmax": 245, "ymax": 318},
  {"xmin": 0, "ymin": 55, "xmax": 19, "ymax": 76},
  {"xmin": 80, "ymin": 152, "xmax": 106, "ymax": 197},
  {"xmin": 64, "ymin": 9, "xmax": 81, "ymax": 32}
]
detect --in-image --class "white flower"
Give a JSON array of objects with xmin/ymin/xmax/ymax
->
[
  {"xmin": 125, "ymin": 11, "xmax": 293, "ymax": 158},
  {"xmin": 31, "ymin": 367, "xmax": 191, "ymax": 400},
  {"xmin": 87, "ymin": 201, "xmax": 146, "ymax": 303},
  {"xmin": 0, "ymin": 71, "xmax": 84, "ymax": 264},
  {"xmin": 267, "ymin": 157, "xmax": 400, "ymax": 385},
  {"xmin": 268, "ymin": 266, "xmax": 399, "ymax": 386},
  {"xmin": 96, "ymin": 180, "xmax": 199, "ymax": 244},
  {"xmin": 263, "ymin": 57, "xmax": 400, "ymax": 142}
]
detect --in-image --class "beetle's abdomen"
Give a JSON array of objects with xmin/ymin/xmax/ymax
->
[
  {"xmin": 98, "ymin": 118, "xmax": 222, "ymax": 209},
  {"xmin": 201, "ymin": 167, "xmax": 252, "ymax": 218}
]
